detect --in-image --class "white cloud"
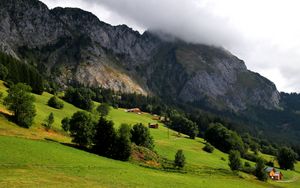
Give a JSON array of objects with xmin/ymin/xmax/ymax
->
[{"xmin": 40, "ymin": 0, "xmax": 300, "ymax": 92}]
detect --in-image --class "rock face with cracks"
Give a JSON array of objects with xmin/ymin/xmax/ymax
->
[{"xmin": 0, "ymin": 0, "xmax": 280, "ymax": 111}]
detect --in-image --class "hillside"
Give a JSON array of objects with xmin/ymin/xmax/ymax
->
[{"xmin": 0, "ymin": 81, "xmax": 299, "ymax": 187}]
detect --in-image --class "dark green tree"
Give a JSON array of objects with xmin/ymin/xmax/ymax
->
[
  {"xmin": 277, "ymin": 147, "xmax": 298, "ymax": 170},
  {"xmin": 174, "ymin": 149, "xmax": 185, "ymax": 168},
  {"xmin": 4, "ymin": 83, "xmax": 36, "ymax": 128},
  {"xmin": 205, "ymin": 123, "xmax": 245, "ymax": 154},
  {"xmin": 61, "ymin": 117, "xmax": 70, "ymax": 132},
  {"xmin": 131, "ymin": 123, "xmax": 154, "ymax": 150},
  {"xmin": 44, "ymin": 112, "xmax": 54, "ymax": 131},
  {"xmin": 69, "ymin": 111, "xmax": 95, "ymax": 147},
  {"xmin": 114, "ymin": 124, "xmax": 132, "ymax": 161},
  {"xmin": 0, "ymin": 64, "xmax": 8, "ymax": 80},
  {"xmin": 254, "ymin": 158, "xmax": 268, "ymax": 181},
  {"xmin": 168, "ymin": 115, "xmax": 198, "ymax": 139},
  {"xmin": 48, "ymin": 96, "xmax": 64, "ymax": 109},
  {"xmin": 97, "ymin": 103, "xmax": 110, "ymax": 117},
  {"xmin": 93, "ymin": 116, "xmax": 117, "ymax": 158},
  {"xmin": 228, "ymin": 150, "xmax": 241, "ymax": 171}
]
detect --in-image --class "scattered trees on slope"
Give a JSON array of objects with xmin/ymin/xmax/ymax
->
[{"xmin": 4, "ymin": 83, "xmax": 36, "ymax": 128}]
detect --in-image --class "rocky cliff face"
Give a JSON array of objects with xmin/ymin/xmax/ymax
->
[{"xmin": 0, "ymin": 0, "xmax": 280, "ymax": 111}]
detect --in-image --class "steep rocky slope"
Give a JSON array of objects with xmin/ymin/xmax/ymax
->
[{"xmin": 0, "ymin": 0, "xmax": 280, "ymax": 111}]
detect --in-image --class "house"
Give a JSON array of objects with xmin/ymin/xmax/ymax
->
[
  {"xmin": 148, "ymin": 123, "xmax": 159, "ymax": 129},
  {"xmin": 264, "ymin": 167, "xmax": 283, "ymax": 180},
  {"xmin": 126, "ymin": 108, "xmax": 142, "ymax": 113}
]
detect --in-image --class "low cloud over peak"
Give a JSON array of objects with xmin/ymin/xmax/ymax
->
[{"xmin": 42, "ymin": 0, "xmax": 300, "ymax": 93}]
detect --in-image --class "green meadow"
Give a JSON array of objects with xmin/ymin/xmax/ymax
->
[{"xmin": 0, "ymin": 81, "xmax": 299, "ymax": 188}]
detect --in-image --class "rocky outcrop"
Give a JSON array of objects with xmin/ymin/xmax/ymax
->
[{"xmin": 0, "ymin": 0, "xmax": 280, "ymax": 111}]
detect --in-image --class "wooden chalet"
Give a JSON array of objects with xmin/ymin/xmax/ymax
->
[
  {"xmin": 264, "ymin": 167, "xmax": 283, "ymax": 180},
  {"xmin": 148, "ymin": 123, "xmax": 159, "ymax": 129}
]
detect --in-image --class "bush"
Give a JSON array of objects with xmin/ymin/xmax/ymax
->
[
  {"xmin": 4, "ymin": 83, "xmax": 36, "ymax": 128},
  {"xmin": 174, "ymin": 149, "xmax": 185, "ymax": 168},
  {"xmin": 48, "ymin": 96, "xmax": 64, "ymax": 109},
  {"xmin": 97, "ymin": 103, "xmax": 110, "ymax": 117},
  {"xmin": 203, "ymin": 143, "xmax": 214, "ymax": 153},
  {"xmin": 254, "ymin": 158, "xmax": 268, "ymax": 181},
  {"xmin": 61, "ymin": 117, "xmax": 70, "ymax": 132},
  {"xmin": 69, "ymin": 111, "xmax": 95, "ymax": 147},
  {"xmin": 44, "ymin": 112, "xmax": 54, "ymax": 131},
  {"xmin": 228, "ymin": 150, "xmax": 241, "ymax": 171},
  {"xmin": 131, "ymin": 123, "xmax": 154, "ymax": 150}
]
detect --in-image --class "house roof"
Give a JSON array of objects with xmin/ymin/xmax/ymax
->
[{"xmin": 264, "ymin": 167, "xmax": 275, "ymax": 172}]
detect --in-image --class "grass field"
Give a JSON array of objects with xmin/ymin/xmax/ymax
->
[{"xmin": 0, "ymin": 81, "xmax": 300, "ymax": 187}]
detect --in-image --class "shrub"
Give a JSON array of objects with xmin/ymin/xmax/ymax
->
[
  {"xmin": 48, "ymin": 96, "xmax": 64, "ymax": 109},
  {"xmin": 203, "ymin": 143, "xmax": 214, "ymax": 153},
  {"xmin": 174, "ymin": 150, "xmax": 185, "ymax": 168},
  {"xmin": 228, "ymin": 150, "xmax": 241, "ymax": 171}
]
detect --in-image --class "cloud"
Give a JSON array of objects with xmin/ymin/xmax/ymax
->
[{"xmin": 40, "ymin": 0, "xmax": 300, "ymax": 92}]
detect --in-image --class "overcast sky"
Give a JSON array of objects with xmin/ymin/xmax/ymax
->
[{"xmin": 41, "ymin": 0, "xmax": 300, "ymax": 93}]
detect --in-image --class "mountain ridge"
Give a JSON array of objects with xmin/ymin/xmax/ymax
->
[{"xmin": 0, "ymin": 0, "xmax": 280, "ymax": 111}]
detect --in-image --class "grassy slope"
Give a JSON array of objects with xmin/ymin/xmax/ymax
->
[{"xmin": 0, "ymin": 81, "xmax": 299, "ymax": 187}]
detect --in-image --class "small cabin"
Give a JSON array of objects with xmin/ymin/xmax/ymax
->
[
  {"xmin": 126, "ymin": 108, "xmax": 142, "ymax": 113},
  {"xmin": 264, "ymin": 167, "xmax": 283, "ymax": 180},
  {"xmin": 148, "ymin": 123, "xmax": 159, "ymax": 129}
]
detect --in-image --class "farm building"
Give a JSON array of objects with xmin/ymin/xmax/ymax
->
[
  {"xmin": 264, "ymin": 167, "xmax": 283, "ymax": 180},
  {"xmin": 148, "ymin": 123, "xmax": 159, "ymax": 129},
  {"xmin": 126, "ymin": 108, "xmax": 142, "ymax": 113}
]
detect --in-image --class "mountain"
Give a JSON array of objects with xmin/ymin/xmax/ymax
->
[{"xmin": 0, "ymin": 0, "xmax": 280, "ymax": 112}]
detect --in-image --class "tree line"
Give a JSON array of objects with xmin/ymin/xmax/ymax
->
[{"xmin": 0, "ymin": 52, "xmax": 44, "ymax": 94}]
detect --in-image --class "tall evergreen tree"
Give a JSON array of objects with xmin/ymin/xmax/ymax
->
[
  {"xmin": 114, "ymin": 124, "xmax": 132, "ymax": 161},
  {"xmin": 93, "ymin": 116, "xmax": 117, "ymax": 157}
]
